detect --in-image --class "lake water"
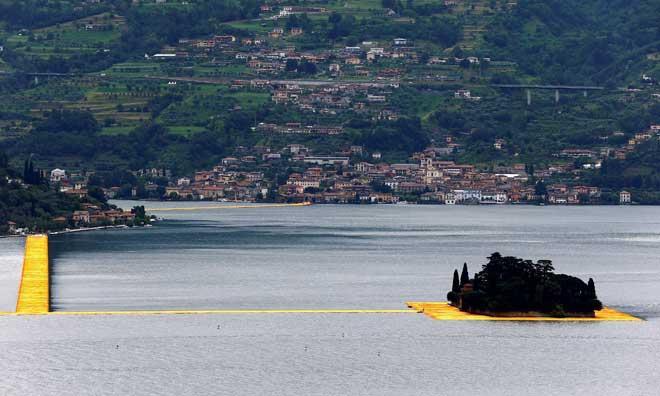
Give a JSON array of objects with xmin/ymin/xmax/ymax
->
[
  {"xmin": 0, "ymin": 238, "xmax": 23, "ymax": 312},
  {"xmin": 1, "ymin": 203, "xmax": 659, "ymax": 395}
]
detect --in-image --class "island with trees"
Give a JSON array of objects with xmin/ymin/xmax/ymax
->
[{"xmin": 448, "ymin": 253, "xmax": 603, "ymax": 318}]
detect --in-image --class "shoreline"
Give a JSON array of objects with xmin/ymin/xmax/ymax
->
[
  {"xmin": 2, "ymin": 224, "xmax": 147, "ymax": 238},
  {"xmin": 0, "ymin": 203, "xmax": 649, "ymax": 238},
  {"xmin": 110, "ymin": 199, "xmax": 641, "ymax": 207},
  {"xmin": 47, "ymin": 224, "xmax": 133, "ymax": 235}
]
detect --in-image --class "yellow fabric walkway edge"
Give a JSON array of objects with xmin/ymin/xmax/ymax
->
[
  {"xmin": 0, "ymin": 309, "xmax": 414, "ymax": 316},
  {"xmin": 15, "ymin": 235, "xmax": 50, "ymax": 314},
  {"xmin": 407, "ymin": 302, "xmax": 642, "ymax": 321}
]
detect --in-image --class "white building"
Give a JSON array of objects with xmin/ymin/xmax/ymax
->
[
  {"xmin": 290, "ymin": 178, "xmax": 320, "ymax": 189},
  {"xmin": 452, "ymin": 189, "xmax": 482, "ymax": 203},
  {"xmin": 303, "ymin": 156, "xmax": 350, "ymax": 166},
  {"xmin": 50, "ymin": 168, "xmax": 67, "ymax": 183},
  {"xmin": 481, "ymin": 191, "xmax": 508, "ymax": 204}
]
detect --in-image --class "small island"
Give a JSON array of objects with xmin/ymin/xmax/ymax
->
[{"xmin": 448, "ymin": 253, "xmax": 603, "ymax": 318}]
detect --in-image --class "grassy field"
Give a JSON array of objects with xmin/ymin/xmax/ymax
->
[
  {"xmin": 193, "ymin": 64, "xmax": 251, "ymax": 78},
  {"xmin": 325, "ymin": 0, "xmax": 385, "ymax": 16},
  {"xmin": 105, "ymin": 62, "xmax": 163, "ymax": 77},
  {"xmin": 157, "ymin": 85, "xmax": 270, "ymax": 128},
  {"xmin": 99, "ymin": 125, "xmax": 135, "ymax": 135},
  {"xmin": 167, "ymin": 125, "xmax": 207, "ymax": 136},
  {"xmin": 223, "ymin": 20, "xmax": 272, "ymax": 35},
  {"xmin": 4, "ymin": 12, "xmax": 124, "ymax": 59}
]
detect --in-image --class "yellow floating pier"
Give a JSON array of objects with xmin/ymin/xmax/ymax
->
[
  {"xmin": 15, "ymin": 235, "xmax": 50, "ymax": 314},
  {"xmin": 406, "ymin": 302, "xmax": 642, "ymax": 322},
  {"xmin": 1, "ymin": 235, "xmax": 642, "ymax": 322},
  {"xmin": 0, "ymin": 308, "xmax": 413, "ymax": 317},
  {"xmin": 47, "ymin": 309, "xmax": 414, "ymax": 316},
  {"xmin": 149, "ymin": 202, "xmax": 311, "ymax": 212}
]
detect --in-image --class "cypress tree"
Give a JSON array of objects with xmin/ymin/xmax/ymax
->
[
  {"xmin": 452, "ymin": 269, "xmax": 460, "ymax": 293},
  {"xmin": 587, "ymin": 278, "xmax": 597, "ymax": 299},
  {"xmin": 27, "ymin": 159, "xmax": 35, "ymax": 185},
  {"xmin": 23, "ymin": 158, "xmax": 29, "ymax": 183},
  {"xmin": 460, "ymin": 263, "xmax": 469, "ymax": 286}
]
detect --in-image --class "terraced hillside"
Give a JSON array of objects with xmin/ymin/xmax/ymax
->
[{"xmin": 0, "ymin": 0, "xmax": 657, "ymax": 194}]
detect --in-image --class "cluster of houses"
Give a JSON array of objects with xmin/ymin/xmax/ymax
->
[
  {"xmin": 276, "ymin": 148, "xmax": 591, "ymax": 205},
  {"xmin": 259, "ymin": 4, "xmax": 328, "ymax": 20},
  {"xmin": 4, "ymin": 202, "xmax": 136, "ymax": 236},
  {"xmin": 164, "ymin": 157, "xmax": 269, "ymax": 201},
  {"xmin": 149, "ymin": 25, "xmax": 502, "ymax": 122},
  {"xmin": 558, "ymin": 125, "xmax": 660, "ymax": 167},
  {"xmin": 44, "ymin": 170, "xmax": 137, "ymax": 227},
  {"xmin": 138, "ymin": 142, "xmax": 635, "ymax": 205},
  {"xmin": 142, "ymin": 16, "xmax": 500, "ymax": 122},
  {"xmin": 48, "ymin": 120, "xmax": 660, "ymax": 206},
  {"xmin": 157, "ymin": 18, "xmax": 494, "ymax": 84},
  {"xmin": 255, "ymin": 123, "xmax": 343, "ymax": 135},
  {"xmin": 70, "ymin": 204, "xmax": 135, "ymax": 227},
  {"xmin": 258, "ymin": 80, "xmax": 399, "ymax": 119},
  {"xmin": 44, "ymin": 124, "xmax": 660, "ymax": 207},
  {"xmin": 49, "ymin": 168, "xmax": 91, "ymax": 198},
  {"xmin": 172, "ymin": 36, "xmax": 425, "ymax": 77}
]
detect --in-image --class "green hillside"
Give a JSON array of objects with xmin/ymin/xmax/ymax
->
[{"xmin": 0, "ymin": 0, "xmax": 658, "ymax": 194}]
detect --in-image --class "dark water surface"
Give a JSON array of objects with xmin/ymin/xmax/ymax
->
[
  {"xmin": 1, "ymin": 203, "xmax": 659, "ymax": 395},
  {"xmin": 0, "ymin": 238, "xmax": 23, "ymax": 311}
]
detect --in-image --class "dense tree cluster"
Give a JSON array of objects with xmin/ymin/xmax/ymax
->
[
  {"xmin": 331, "ymin": 15, "xmax": 461, "ymax": 47},
  {"xmin": 131, "ymin": 205, "xmax": 149, "ymax": 226},
  {"xmin": 483, "ymin": 0, "xmax": 660, "ymax": 84},
  {"xmin": 359, "ymin": 117, "xmax": 429, "ymax": 153},
  {"xmin": 448, "ymin": 253, "xmax": 603, "ymax": 316},
  {"xmin": 120, "ymin": 0, "xmax": 261, "ymax": 53},
  {"xmin": 0, "ymin": 0, "xmax": 111, "ymax": 29},
  {"xmin": 22, "ymin": 156, "xmax": 42, "ymax": 185}
]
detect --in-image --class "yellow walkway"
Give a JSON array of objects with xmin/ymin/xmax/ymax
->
[
  {"xmin": 149, "ymin": 202, "xmax": 311, "ymax": 212},
  {"xmin": 15, "ymin": 235, "xmax": 50, "ymax": 314},
  {"xmin": 0, "ymin": 309, "xmax": 413, "ymax": 317},
  {"xmin": 48, "ymin": 309, "xmax": 413, "ymax": 316},
  {"xmin": 407, "ymin": 302, "xmax": 642, "ymax": 322},
  {"xmin": 2, "ymin": 235, "xmax": 642, "ymax": 322}
]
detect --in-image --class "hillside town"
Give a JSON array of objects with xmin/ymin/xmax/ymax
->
[{"xmin": 44, "ymin": 123, "xmax": 660, "ymax": 206}]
